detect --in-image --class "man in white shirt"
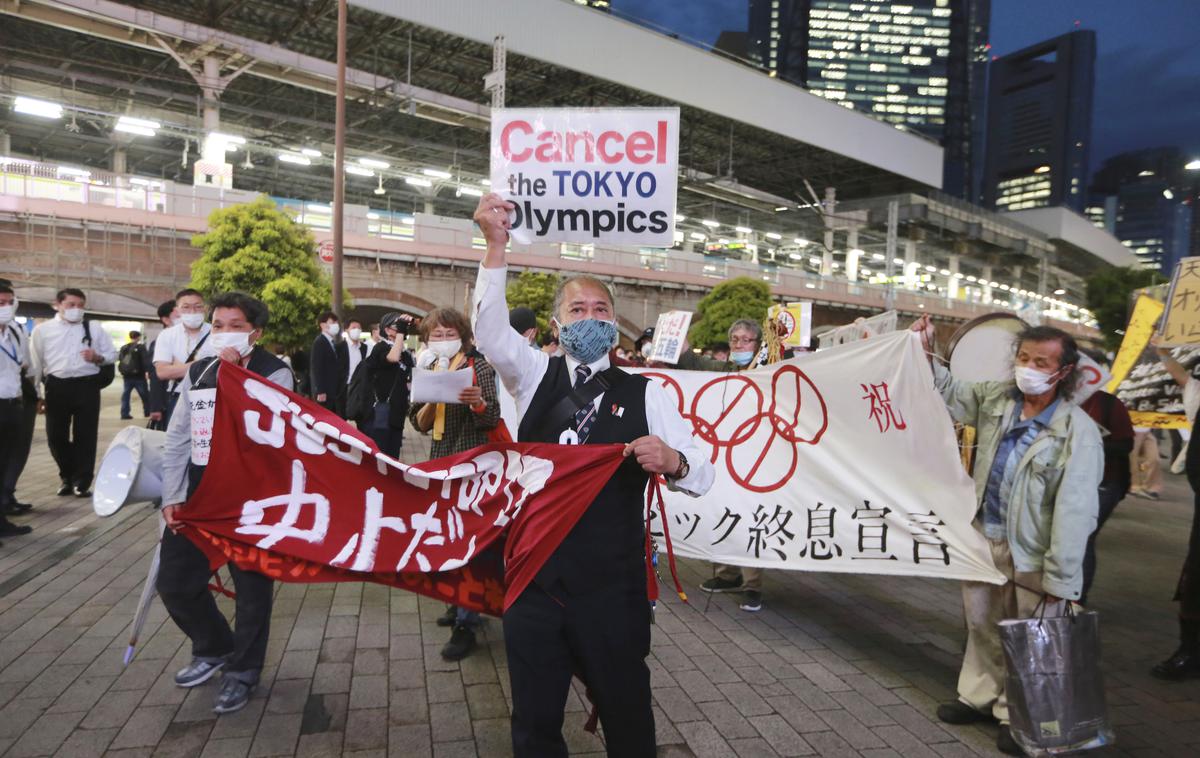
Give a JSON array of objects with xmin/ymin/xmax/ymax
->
[
  {"xmin": 153, "ymin": 288, "xmax": 212, "ymax": 428},
  {"xmin": 0, "ymin": 282, "xmax": 34, "ymax": 539},
  {"xmin": 29, "ymin": 287, "xmax": 117, "ymax": 497},
  {"xmin": 472, "ymin": 193, "xmax": 715, "ymax": 758}
]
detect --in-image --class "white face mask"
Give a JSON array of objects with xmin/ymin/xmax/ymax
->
[
  {"xmin": 210, "ymin": 330, "xmax": 254, "ymax": 357},
  {"xmin": 347, "ymin": 327, "xmax": 362, "ymax": 341},
  {"xmin": 640, "ymin": 342, "xmax": 653, "ymax": 358},
  {"xmin": 428, "ymin": 338, "xmax": 462, "ymax": 359},
  {"xmin": 180, "ymin": 312, "xmax": 205, "ymax": 330},
  {"xmin": 326, "ymin": 323, "xmax": 341, "ymax": 338},
  {"xmin": 62, "ymin": 307, "xmax": 84, "ymax": 323},
  {"xmin": 1014, "ymin": 365, "xmax": 1058, "ymax": 397},
  {"xmin": 0, "ymin": 304, "xmax": 14, "ymax": 324}
]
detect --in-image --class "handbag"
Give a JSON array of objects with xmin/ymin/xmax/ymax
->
[
  {"xmin": 999, "ymin": 601, "xmax": 1115, "ymax": 756},
  {"xmin": 82, "ymin": 320, "xmax": 115, "ymax": 389}
]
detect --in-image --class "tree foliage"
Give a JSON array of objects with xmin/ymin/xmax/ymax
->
[
  {"xmin": 1085, "ymin": 266, "xmax": 1167, "ymax": 350},
  {"xmin": 688, "ymin": 276, "xmax": 774, "ymax": 348},
  {"xmin": 189, "ymin": 195, "xmax": 339, "ymax": 351},
  {"xmin": 506, "ymin": 271, "xmax": 560, "ymax": 341}
]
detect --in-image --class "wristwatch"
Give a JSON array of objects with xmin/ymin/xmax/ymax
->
[{"xmin": 671, "ymin": 450, "xmax": 690, "ymax": 480}]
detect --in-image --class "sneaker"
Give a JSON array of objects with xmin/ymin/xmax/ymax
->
[
  {"xmin": 0, "ymin": 520, "xmax": 32, "ymax": 538},
  {"xmin": 935, "ymin": 700, "xmax": 993, "ymax": 725},
  {"xmin": 996, "ymin": 725, "xmax": 1023, "ymax": 756},
  {"xmin": 73, "ymin": 485, "xmax": 92, "ymax": 498},
  {"xmin": 56, "ymin": 483, "xmax": 72, "ymax": 497},
  {"xmin": 213, "ymin": 677, "xmax": 254, "ymax": 714},
  {"xmin": 436, "ymin": 605, "xmax": 458, "ymax": 628},
  {"xmin": 739, "ymin": 590, "xmax": 763, "ymax": 612},
  {"xmin": 440, "ymin": 625, "xmax": 477, "ymax": 662},
  {"xmin": 174, "ymin": 659, "xmax": 225, "ymax": 688},
  {"xmin": 699, "ymin": 576, "xmax": 744, "ymax": 593}
]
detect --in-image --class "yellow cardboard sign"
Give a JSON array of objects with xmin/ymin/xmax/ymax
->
[
  {"xmin": 1106, "ymin": 295, "xmax": 1165, "ymax": 393},
  {"xmin": 1127, "ymin": 411, "xmax": 1191, "ymax": 430},
  {"xmin": 1160, "ymin": 256, "xmax": 1200, "ymax": 346},
  {"xmin": 768, "ymin": 302, "xmax": 812, "ymax": 348}
]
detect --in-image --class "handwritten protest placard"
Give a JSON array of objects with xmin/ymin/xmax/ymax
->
[
  {"xmin": 490, "ymin": 108, "xmax": 680, "ymax": 246},
  {"xmin": 1159, "ymin": 257, "xmax": 1200, "ymax": 347},
  {"xmin": 649, "ymin": 311, "xmax": 692, "ymax": 364}
]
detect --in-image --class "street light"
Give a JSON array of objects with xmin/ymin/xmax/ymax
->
[{"xmin": 1186, "ymin": 159, "xmax": 1200, "ymax": 171}]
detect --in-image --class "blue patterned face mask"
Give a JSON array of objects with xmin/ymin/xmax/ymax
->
[{"xmin": 555, "ymin": 318, "xmax": 617, "ymax": 364}]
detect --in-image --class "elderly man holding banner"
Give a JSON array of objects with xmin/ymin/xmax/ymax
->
[
  {"xmin": 912, "ymin": 315, "xmax": 1101, "ymax": 756},
  {"xmin": 472, "ymin": 192, "xmax": 714, "ymax": 758}
]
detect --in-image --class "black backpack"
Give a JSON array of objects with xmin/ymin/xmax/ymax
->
[
  {"xmin": 82, "ymin": 320, "xmax": 115, "ymax": 388},
  {"xmin": 345, "ymin": 361, "xmax": 374, "ymax": 423},
  {"xmin": 118, "ymin": 343, "xmax": 142, "ymax": 377}
]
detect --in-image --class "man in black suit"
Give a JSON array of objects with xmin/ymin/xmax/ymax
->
[
  {"xmin": 309, "ymin": 311, "xmax": 345, "ymax": 415},
  {"xmin": 337, "ymin": 319, "xmax": 368, "ymax": 415}
]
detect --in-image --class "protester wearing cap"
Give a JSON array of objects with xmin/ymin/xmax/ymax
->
[
  {"xmin": 29, "ymin": 287, "xmax": 117, "ymax": 498},
  {"xmin": 473, "ymin": 193, "xmax": 714, "ymax": 758},
  {"xmin": 0, "ymin": 281, "xmax": 34, "ymax": 540},
  {"xmin": 153, "ymin": 288, "xmax": 212, "ymax": 428},
  {"xmin": 911, "ymin": 315, "xmax": 1101, "ymax": 756},
  {"xmin": 157, "ymin": 292, "xmax": 292, "ymax": 715}
]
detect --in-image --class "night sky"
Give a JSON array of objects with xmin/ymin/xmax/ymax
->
[{"xmin": 613, "ymin": 0, "xmax": 1200, "ymax": 173}]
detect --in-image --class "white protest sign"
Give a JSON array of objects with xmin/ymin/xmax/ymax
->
[
  {"xmin": 817, "ymin": 310, "xmax": 899, "ymax": 349},
  {"xmin": 649, "ymin": 311, "xmax": 693, "ymax": 364},
  {"xmin": 189, "ymin": 388, "xmax": 216, "ymax": 466},
  {"xmin": 632, "ymin": 331, "xmax": 1005, "ymax": 585},
  {"xmin": 490, "ymin": 107, "xmax": 680, "ymax": 246}
]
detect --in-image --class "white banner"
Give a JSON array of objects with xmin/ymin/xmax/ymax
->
[
  {"xmin": 490, "ymin": 107, "xmax": 680, "ymax": 246},
  {"xmin": 636, "ymin": 331, "xmax": 1005, "ymax": 584}
]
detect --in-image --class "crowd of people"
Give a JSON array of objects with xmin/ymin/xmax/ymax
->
[{"xmin": 2, "ymin": 204, "xmax": 1200, "ymax": 755}]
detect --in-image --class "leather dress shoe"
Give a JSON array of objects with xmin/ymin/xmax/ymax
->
[
  {"xmin": 1151, "ymin": 648, "xmax": 1200, "ymax": 680},
  {"xmin": 56, "ymin": 483, "xmax": 72, "ymax": 496},
  {"xmin": 73, "ymin": 485, "xmax": 92, "ymax": 498},
  {"xmin": 4, "ymin": 502, "xmax": 32, "ymax": 515}
]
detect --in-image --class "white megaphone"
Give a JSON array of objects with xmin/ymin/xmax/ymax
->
[{"xmin": 93, "ymin": 426, "xmax": 168, "ymax": 517}]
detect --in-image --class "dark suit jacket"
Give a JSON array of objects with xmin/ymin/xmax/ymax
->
[{"xmin": 309, "ymin": 333, "xmax": 345, "ymax": 399}]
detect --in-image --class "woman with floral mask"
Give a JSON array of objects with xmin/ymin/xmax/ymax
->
[{"xmin": 408, "ymin": 306, "xmax": 501, "ymax": 663}]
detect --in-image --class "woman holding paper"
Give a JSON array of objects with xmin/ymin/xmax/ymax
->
[{"xmin": 407, "ymin": 306, "xmax": 501, "ymax": 662}]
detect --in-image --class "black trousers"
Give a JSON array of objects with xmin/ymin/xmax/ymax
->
[
  {"xmin": 504, "ymin": 582, "xmax": 654, "ymax": 758},
  {"xmin": 43, "ymin": 375, "xmax": 101, "ymax": 488},
  {"xmin": 156, "ymin": 528, "xmax": 274, "ymax": 681},
  {"xmin": 1080, "ymin": 483, "xmax": 1126, "ymax": 605},
  {"xmin": 0, "ymin": 399, "xmax": 29, "ymax": 506}
]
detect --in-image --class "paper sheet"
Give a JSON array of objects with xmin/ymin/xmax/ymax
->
[{"xmin": 411, "ymin": 367, "xmax": 474, "ymax": 404}]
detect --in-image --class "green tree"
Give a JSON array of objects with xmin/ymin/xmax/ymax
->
[
  {"xmin": 688, "ymin": 276, "xmax": 773, "ymax": 348},
  {"xmin": 1085, "ymin": 266, "xmax": 1167, "ymax": 350},
  {"xmin": 189, "ymin": 195, "xmax": 340, "ymax": 351},
  {"xmin": 506, "ymin": 271, "xmax": 560, "ymax": 341}
]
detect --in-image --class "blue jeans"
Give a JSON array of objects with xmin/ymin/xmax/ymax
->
[{"xmin": 120, "ymin": 376, "xmax": 149, "ymax": 418}]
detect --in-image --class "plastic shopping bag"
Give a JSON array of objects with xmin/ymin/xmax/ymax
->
[{"xmin": 999, "ymin": 605, "xmax": 1115, "ymax": 756}]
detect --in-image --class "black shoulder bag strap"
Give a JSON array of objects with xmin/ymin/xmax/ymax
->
[
  {"xmin": 168, "ymin": 332, "xmax": 210, "ymax": 394},
  {"xmin": 530, "ymin": 365, "xmax": 628, "ymax": 442}
]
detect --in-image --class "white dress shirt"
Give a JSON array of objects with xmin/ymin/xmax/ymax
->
[
  {"xmin": 472, "ymin": 265, "xmax": 714, "ymax": 497},
  {"xmin": 346, "ymin": 340, "xmax": 364, "ymax": 383},
  {"xmin": 153, "ymin": 322, "xmax": 212, "ymax": 365},
  {"xmin": 30, "ymin": 315, "xmax": 118, "ymax": 391},
  {"xmin": 0, "ymin": 323, "xmax": 29, "ymax": 400}
]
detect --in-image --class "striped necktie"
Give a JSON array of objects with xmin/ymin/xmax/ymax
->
[{"xmin": 573, "ymin": 364, "xmax": 598, "ymax": 444}]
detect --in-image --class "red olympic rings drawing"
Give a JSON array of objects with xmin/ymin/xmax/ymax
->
[{"xmin": 643, "ymin": 366, "xmax": 828, "ymax": 493}]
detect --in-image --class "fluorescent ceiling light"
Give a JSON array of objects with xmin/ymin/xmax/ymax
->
[
  {"xmin": 56, "ymin": 166, "xmax": 91, "ymax": 178},
  {"xmin": 940, "ymin": 268, "xmax": 951, "ymax": 276},
  {"xmin": 306, "ymin": 203, "xmax": 331, "ymax": 212},
  {"xmin": 674, "ymin": 214, "xmax": 686, "ymax": 222},
  {"xmin": 480, "ymin": 178, "xmax": 492, "ymax": 186},
  {"xmin": 358, "ymin": 157, "xmax": 390, "ymax": 169},
  {"xmin": 300, "ymin": 148, "xmax": 322, "ymax": 157},
  {"xmin": 893, "ymin": 257, "xmax": 905, "ymax": 265},
  {"xmin": 278, "ymin": 153, "xmax": 311, "ymax": 166},
  {"xmin": 735, "ymin": 226, "xmax": 753, "ymax": 234},
  {"xmin": 871, "ymin": 253, "xmax": 885, "ymax": 261},
  {"xmin": 795, "ymin": 238, "xmax": 810, "ymax": 247},
  {"xmin": 774, "ymin": 206, "xmax": 789, "ymax": 212},
  {"xmin": 689, "ymin": 232, "xmax": 706, "ymax": 240},
  {"xmin": 701, "ymin": 219, "xmax": 720, "ymax": 228},
  {"xmin": 1053, "ymin": 288, "xmax": 1066, "ymax": 295},
  {"xmin": 345, "ymin": 166, "xmax": 374, "ymax": 177},
  {"xmin": 114, "ymin": 124, "xmax": 156, "ymax": 137},
  {"xmin": 457, "ymin": 186, "xmax": 483, "ymax": 197},
  {"xmin": 14, "ymin": 96, "xmax": 62, "ymax": 119},
  {"xmin": 405, "ymin": 176, "xmax": 433, "ymax": 187},
  {"xmin": 1033, "ymin": 165, "xmax": 1050, "ymax": 174},
  {"xmin": 809, "ymin": 256, "xmax": 821, "ymax": 266},
  {"xmin": 210, "ymin": 132, "xmax": 245, "ymax": 144},
  {"xmin": 117, "ymin": 116, "xmax": 160, "ymax": 130},
  {"xmin": 1164, "ymin": 189, "xmax": 1175, "ymax": 199},
  {"xmin": 765, "ymin": 232, "xmax": 782, "ymax": 240},
  {"xmin": 924, "ymin": 265, "xmax": 936, "ymax": 272},
  {"xmin": 422, "ymin": 168, "xmax": 452, "ymax": 179}
]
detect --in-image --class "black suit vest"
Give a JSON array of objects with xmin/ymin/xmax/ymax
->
[
  {"xmin": 186, "ymin": 347, "xmax": 290, "ymax": 499},
  {"xmin": 518, "ymin": 357, "xmax": 651, "ymax": 595}
]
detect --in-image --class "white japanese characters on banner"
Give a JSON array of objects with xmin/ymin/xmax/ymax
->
[
  {"xmin": 649, "ymin": 311, "xmax": 693, "ymax": 364},
  {"xmin": 189, "ymin": 388, "xmax": 216, "ymax": 466},
  {"xmin": 490, "ymin": 107, "xmax": 680, "ymax": 246},
  {"xmin": 635, "ymin": 331, "xmax": 1005, "ymax": 585}
]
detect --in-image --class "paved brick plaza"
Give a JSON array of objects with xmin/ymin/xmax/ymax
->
[{"xmin": 1, "ymin": 400, "xmax": 1199, "ymax": 757}]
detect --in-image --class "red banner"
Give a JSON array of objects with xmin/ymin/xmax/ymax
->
[{"xmin": 180, "ymin": 361, "xmax": 625, "ymax": 615}]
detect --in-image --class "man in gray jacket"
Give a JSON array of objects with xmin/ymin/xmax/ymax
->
[{"xmin": 912, "ymin": 316, "xmax": 1102, "ymax": 756}]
